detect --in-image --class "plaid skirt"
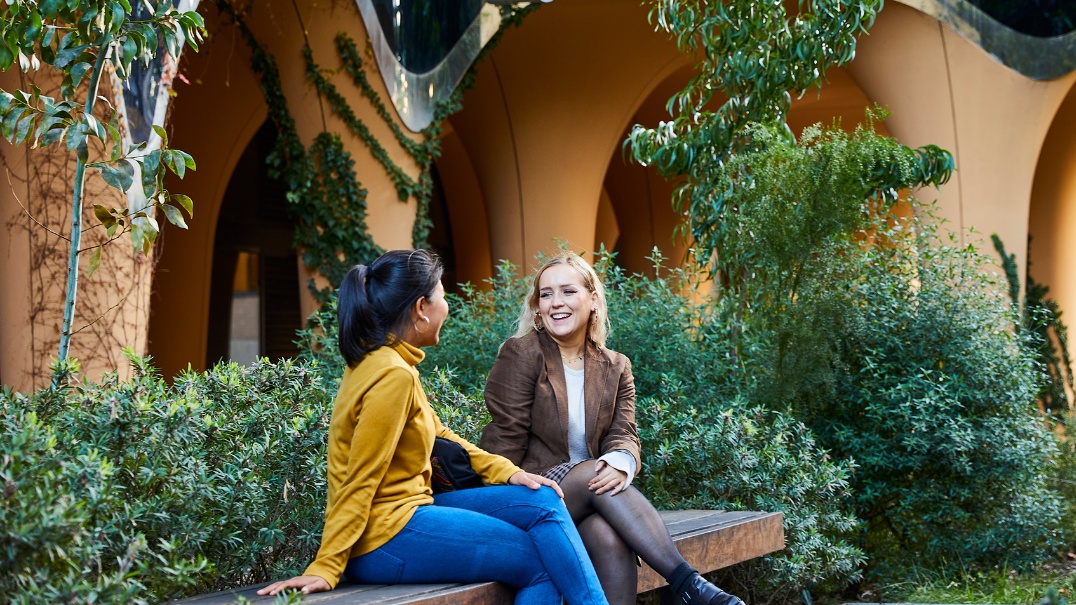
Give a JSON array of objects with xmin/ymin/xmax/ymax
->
[{"xmin": 542, "ymin": 459, "xmax": 592, "ymax": 484}]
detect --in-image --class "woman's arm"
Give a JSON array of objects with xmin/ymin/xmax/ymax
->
[{"xmin": 479, "ymin": 337, "xmax": 540, "ymax": 465}]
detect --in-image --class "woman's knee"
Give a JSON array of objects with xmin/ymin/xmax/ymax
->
[{"xmin": 508, "ymin": 484, "xmax": 565, "ymax": 510}]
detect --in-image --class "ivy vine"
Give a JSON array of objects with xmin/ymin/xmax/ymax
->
[{"xmin": 215, "ymin": 0, "xmax": 536, "ymax": 301}]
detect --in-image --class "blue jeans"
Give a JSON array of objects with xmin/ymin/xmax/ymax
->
[{"xmin": 344, "ymin": 485, "xmax": 608, "ymax": 605}]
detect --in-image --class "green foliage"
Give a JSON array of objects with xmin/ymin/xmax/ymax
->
[
  {"xmin": 423, "ymin": 260, "xmax": 531, "ymax": 392},
  {"xmin": 639, "ymin": 388, "xmax": 863, "ymax": 605},
  {"xmin": 782, "ymin": 215, "xmax": 1064, "ymax": 573},
  {"xmin": 600, "ymin": 250, "xmax": 753, "ymax": 402},
  {"xmin": 627, "ymin": 0, "xmax": 885, "ymax": 254},
  {"xmin": 992, "ymin": 234, "xmax": 1073, "ymax": 417},
  {"xmin": 423, "ymin": 368, "xmax": 491, "ymax": 444},
  {"xmin": 1, "ymin": 353, "xmax": 332, "ymax": 603},
  {"xmin": 0, "ymin": 0, "xmax": 203, "ymax": 248},
  {"xmin": 665, "ymin": 115, "xmax": 952, "ymax": 290},
  {"xmin": 631, "ymin": 0, "xmax": 882, "ymax": 171}
]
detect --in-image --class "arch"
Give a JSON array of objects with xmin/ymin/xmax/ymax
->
[
  {"xmin": 599, "ymin": 63, "xmax": 885, "ymax": 277},
  {"xmin": 432, "ymin": 123, "xmax": 494, "ymax": 288},
  {"xmin": 147, "ymin": 13, "xmax": 269, "ymax": 378},
  {"xmin": 203, "ymin": 120, "xmax": 303, "ymax": 367},
  {"xmin": 1028, "ymin": 78, "xmax": 1076, "ymax": 362},
  {"xmin": 446, "ymin": 0, "xmax": 692, "ymax": 269}
]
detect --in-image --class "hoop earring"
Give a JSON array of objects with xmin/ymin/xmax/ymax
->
[
  {"xmin": 415, "ymin": 316, "xmax": 430, "ymax": 334},
  {"xmin": 533, "ymin": 311, "xmax": 545, "ymax": 332},
  {"xmin": 591, "ymin": 311, "xmax": 598, "ymax": 325}
]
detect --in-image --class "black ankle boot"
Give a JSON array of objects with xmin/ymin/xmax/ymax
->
[{"xmin": 677, "ymin": 572, "xmax": 745, "ymax": 605}]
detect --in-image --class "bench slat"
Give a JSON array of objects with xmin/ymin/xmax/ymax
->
[
  {"xmin": 174, "ymin": 510, "xmax": 784, "ymax": 604},
  {"xmin": 639, "ymin": 511, "xmax": 785, "ymax": 593}
]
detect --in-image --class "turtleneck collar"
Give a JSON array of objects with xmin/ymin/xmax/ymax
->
[{"xmin": 392, "ymin": 339, "xmax": 425, "ymax": 366}]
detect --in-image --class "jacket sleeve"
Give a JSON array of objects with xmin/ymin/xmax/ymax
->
[
  {"xmin": 599, "ymin": 355, "xmax": 641, "ymax": 472},
  {"xmin": 303, "ymin": 366, "xmax": 412, "ymax": 588},
  {"xmin": 435, "ymin": 419, "xmax": 523, "ymax": 484},
  {"xmin": 479, "ymin": 336, "xmax": 539, "ymax": 465}
]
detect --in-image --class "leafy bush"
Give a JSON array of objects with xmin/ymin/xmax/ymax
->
[
  {"xmin": 638, "ymin": 381, "xmax": 863, "ymax": 605},
  {"xmin": 1, "ymin": 354, "xmax": 331, "ymax": 603},
  {"xmin": 600, "ymin": 252, "xmax": 754, "ymax": 403},
  {"xmin": 423, "ymin": 259, "xmax": 531, "ymax": 393},
  {"xmin": 782, "ymin": 215, "xmax": 1065, "ymax": 573}
]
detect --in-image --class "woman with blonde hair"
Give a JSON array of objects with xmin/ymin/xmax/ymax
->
[{"xmin": 480, "ymin": 252, "xmax": 746, "ymax": 605}]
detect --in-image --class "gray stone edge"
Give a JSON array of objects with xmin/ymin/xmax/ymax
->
[{"xmin": 895, "ymin": 0, "xmax": 1076, "ymax": 80}]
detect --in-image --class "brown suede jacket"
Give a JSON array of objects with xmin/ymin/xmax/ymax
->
[{"xmin": 479, "ymin": 330, "xmax": 641, "ymax": 475}]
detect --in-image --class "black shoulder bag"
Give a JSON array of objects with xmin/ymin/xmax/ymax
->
[{"xmin": 430, "ymin": 436, "xmax": 486, "ymax": 494}]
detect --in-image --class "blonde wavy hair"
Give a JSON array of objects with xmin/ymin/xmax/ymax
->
[{"xmin": 514, "ymin": 252, "xmax": 610, "ymax": 347}]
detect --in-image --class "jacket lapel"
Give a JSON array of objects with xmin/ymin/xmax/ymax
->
[
  {"xmin": 539, "ymin": 332, "xmax": 571, "ymax": 441},
  {"xmin": 584, "ymin": 340, "xmax": 611, "ymax": 457}
]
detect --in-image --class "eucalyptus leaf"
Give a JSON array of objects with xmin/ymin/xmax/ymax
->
[
  {"xmin": 93, "ymin": 203, "xmax": 116, "ymax": 226},
  {"xmin": 172, "ymin": 193, "xmax": 193, "ymax": 218},
  {"xmin": 86, "ymin": 245, "xmax": 101, "ymax": 277},
  {"xmin": 161, "ymin": 203, "xmax": 187, "ymax": 229},
  {"xmin": 98, "ymin": 159, "xmax": 135, "ymax": 192}
]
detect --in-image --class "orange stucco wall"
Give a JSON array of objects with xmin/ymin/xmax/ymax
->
[
  {"xmin": 849, "ymin": 1, "xmax": 1076, "ymax": 289},
  {"xmin": 6, "ymin": 0, "xmax": 1076, "ymax": 382}
]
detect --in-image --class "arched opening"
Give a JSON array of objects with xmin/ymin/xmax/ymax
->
[
  {"xmin": 1028, "ymin": 80, "xmax": 1076, "ymax": 364},
  {"xmin": 598, "ymin": 64, "xmax": 886, "ymax": 276},
  {"xmin": 425, "ymin": 162, "xmax": 460, "ymax": 293},
  {"xmin": 204, "ymin": 121, "xmax": 303, "ymax": 366},
  {"xmin": 431, "ymin": 123, "xmax": 493, "ymax": 288}
]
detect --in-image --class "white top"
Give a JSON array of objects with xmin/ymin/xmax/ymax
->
[{"xmin": 564, "ymin": 364, "xmax": 637, "ymax": 485}]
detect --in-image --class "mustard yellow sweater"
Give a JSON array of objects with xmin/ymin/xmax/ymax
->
[{"xmin": 304, "ymin": 341, "xmax": 523, "ymax": 588}]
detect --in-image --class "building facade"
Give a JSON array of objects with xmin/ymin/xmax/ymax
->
[{"xmin": 2, "ymin": 0, "xmax": 1075, "ymax": 389}]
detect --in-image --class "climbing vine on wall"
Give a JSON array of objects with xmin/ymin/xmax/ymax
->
[{"xmin": 215, "ymin": 0, "xmax": 536, "ymax": 301}]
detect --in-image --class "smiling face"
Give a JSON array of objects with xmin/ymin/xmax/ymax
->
[{"xmin": 537, "ymin": 264, "xmax": 598, "ymax": 346}]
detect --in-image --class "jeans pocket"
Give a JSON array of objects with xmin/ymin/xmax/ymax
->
[{"xmin": 344, "ymin": 547, "xmax": 405, "ymax": 585}]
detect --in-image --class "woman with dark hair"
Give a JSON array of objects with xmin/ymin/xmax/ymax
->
[
  {"xmin": 259, "ymin": 250, "xmax": 608, "ymax": 605},
  {"xmin": 480, "ymin": 252, "xmax": 746, "ymax": 605}
]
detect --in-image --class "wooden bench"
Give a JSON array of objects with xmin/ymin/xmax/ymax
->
[{"xmin": 179, "ymin": 510, "xmax": 784, "ymax": 604}]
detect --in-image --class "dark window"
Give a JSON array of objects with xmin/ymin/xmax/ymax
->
[{"xmin": 371, "ymin": 0, "xmax": 486, "ymax": 73}]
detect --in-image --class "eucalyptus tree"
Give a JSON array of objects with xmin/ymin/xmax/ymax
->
[{"xmin": 0, "ymin": 0, "xmax": 205, "ymax": 374}]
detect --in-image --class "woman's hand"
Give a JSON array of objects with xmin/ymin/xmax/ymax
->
[
  {"xmin": 509, "ymin": 471, "xmax": 565, "ymax": 498},
  {"xmin": 589, "ymin": 460, "xmax": 628, "ymax": 496},
  {"xmin": 256, "ymin": 575, "xmax": 331, "ymax": 596}
]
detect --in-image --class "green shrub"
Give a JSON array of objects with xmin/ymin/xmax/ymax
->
[
  {"xmin": 423, "ymin": 259, "xmax": 531, "ymax": 393},
  {"xmin": 600, "ymin": 251, "xmax": 753, "ymax": 403},
  {"xmin": 638, "ymin": 380, "xmax": 863, "ymax": 605},
  {"xmin": 1, "ymin": 353, "xmax": 331, "ymax": 603},
  {"xmin": 784, "ymin": 216, "xmax": 1065, "ymax": 574}
]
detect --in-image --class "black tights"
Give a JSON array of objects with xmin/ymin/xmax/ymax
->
[{"xmin": 560, "ymin": 463, "xmax": 688, "ymax": 605}]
